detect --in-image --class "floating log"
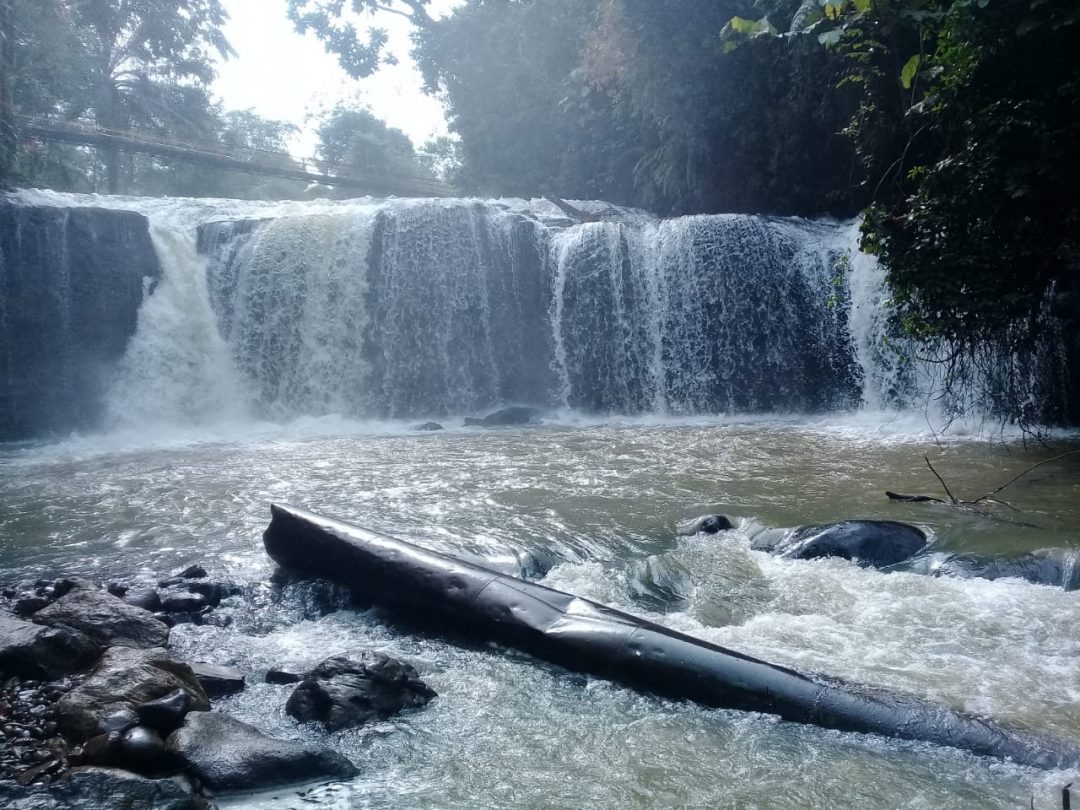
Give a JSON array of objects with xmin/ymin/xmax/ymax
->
[{"xmin": 263, "ymin": 504, "xmax": 1080, "ymax": 770}]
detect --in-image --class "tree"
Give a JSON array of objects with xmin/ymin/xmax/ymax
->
[
  {"xmin": 61, "ymin": 0, "xmax": 235, "ymax": 192},
  {"xmin": 287, "ymin": 0, "xmax": 433, "ymax": 78}
]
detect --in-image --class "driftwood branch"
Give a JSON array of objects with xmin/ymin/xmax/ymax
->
[
  {"xmin": 970, "ymin": 449, "xmax": 1080, "ymax": 505},
  {"xmin": 924, "ymin": 455, "xmax": 958, "ymax": 504},
  {"xmin": 544, "ymin": 195, "xmax": 602, "ymax": 223},
  {"xmin": 885, "ymin": 448, "xmax": 1080, "ymax": 520},
  {"xmin": 885, "ymin": 491, "xmax": 945, "ymax": 503}
]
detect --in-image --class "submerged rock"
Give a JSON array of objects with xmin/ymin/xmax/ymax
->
[
  {"xmin": 188, "ymin": 663, "xmax": 245, "ymax": 697},
  {"xmin": 285, "ymin": 653, "xmax": 436, "ymax": 732},
  {"xmin": 463, "ymin": 406, "xmax": 543, "ymax": 427},
  {"xmin": 932, "ymin": 548, "xmax": 1080, "ymax": 591},
  {"xmin": 32, "ymin": 584, "xmax": 169, "ymax": 649},
  {"xmin": 0, "ymin": 614, "xmax": 102, "ymax": 680},
  {"xmin": 677, "ymin": 514, "xmax": 735, "ymax": 535},
  {"xmin": 56, "ymin": 647, "xmax": 209, "ymax": 742},
  {"xmin": 166, "ymin": 711, "xmax": 358, "ymax": 792},
  {"xmin": 757, "ymin": 520, "xmax": 929, "ymax": 568},
  {"xmin": 414, "ymin": 421, "xmax": 444, "ymax": 431}
]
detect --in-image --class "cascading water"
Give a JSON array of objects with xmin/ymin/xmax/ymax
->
[
  {"xmin": 187, "ymin": 199, "xmax": 869, "ymax": 422},
  {"xmin": 9, "ymin": 190, "xmax": 1043, "ymax": 432}
]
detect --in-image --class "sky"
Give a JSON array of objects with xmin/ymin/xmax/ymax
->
[{"xmin": 212, "ymin": 0, "xmax": 456, "ymax": 156}]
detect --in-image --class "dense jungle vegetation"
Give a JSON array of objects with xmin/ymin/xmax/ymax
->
[{"xmin": 1, "ymin": 0, "xmax": 1077, "ymax": 423}]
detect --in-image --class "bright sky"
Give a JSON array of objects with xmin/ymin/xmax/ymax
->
[{"xmin": 212, "ymin": 0, "xmax": 456, "ymax": 156}]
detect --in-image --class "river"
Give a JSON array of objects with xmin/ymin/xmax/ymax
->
[{"xmin": 1, "ymin": 190, "xmax": 1078, "ymax": 807}]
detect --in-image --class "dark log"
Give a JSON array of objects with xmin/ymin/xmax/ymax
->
[
  {"xmin": 263, "ymin": 504, "xmax": 1080, "ymax": 771},
  {"xmin": 885, "ymin": 491, "xmax": 945, "ymax": 503},
  {"xmin": 543, "ymin": 196, "xmax": 602, "ymax": 222}
]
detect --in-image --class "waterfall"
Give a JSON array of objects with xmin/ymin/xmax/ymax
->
[{"xmin": 20, "ymin": 190, "xmax": 1063, "ymax": 436}]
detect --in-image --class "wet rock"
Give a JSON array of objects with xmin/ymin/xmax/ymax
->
[
  {"xmin": 933, "ymin": 548, "xmax": 1080, "ymax": 591},
  {"xmin": 32, "ymin": 585, "xmax": 169, "ymax": 649},
  {"xmin": 677, "ymin": 514, "xmax": 735, "ymax": 535},
  {"xmin": 56, "ymin": 647, "xmax": 209, "ymax": 742},
  {"xmin": 3, "ymin": 766, "xmax": 206, "ymax": 810},
  {"xmin": 265, "ymin": 667, "xmax": 302, "ymax": 685},
  {"xmin": 166, "ymin": 711, "xmax": 358, "ymax": 792},
  {"xmin": 118, "ymin": 725, "xmax": 168, "ymax": 774},
  {"xmin": 158, "ymin": 590, "xmax": 208, "ymax": 614},
  {"xmin": 13, "ymin": 596, "xmax": 52, "ymax": 616},
  {"xmin": 189, "ymin": 663, "xmax": 244, "ymax": 698},
  {"xmin": 0, "ymin": 614, "xmax": 102, "ymax": 680},
  {"xmin": 627, "ymin": 555, "xmax": 694, "ymax": 613},
  {"xmin": 757, "ymin": 520, "xmax": 929, "ymax": 568},
  {"xmin": 414, "ymin": 422, "xmax": 443, "ymax": 431},
  {"xmin": 463, "ymin": 405, "xmax": 543, "ymax": 427},
  {"xmin": 175, "ymin": 565, "xmax": 207, "ymax": 580},
  {"xmin": 122, "ymin": 589, "xmax": 161, "ymax": 613},
  {"xmin": 98, "ymin": 707, "xmax": 139, "ymax": 736},
  {"xmin": 286, "ymin": 653, "xmax": 436, "ymax": 732},
  {"xmin": 135, "ymin": 690, "xmax": 191, "ymax": 734}
]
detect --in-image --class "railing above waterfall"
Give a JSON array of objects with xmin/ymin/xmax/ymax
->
[{"xmin": 13, "ymin": 114, "xmax": 456, "ymax": 198}]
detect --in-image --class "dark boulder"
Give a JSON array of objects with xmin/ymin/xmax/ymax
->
[
  {"xmin": 463, "ymin": 406, "xmax": 543, "ymax": 427},
  {"xmin": 158, "ymin": 590, "xmax": 208, "ymax": 614},
  {"xmin": 414, "ymin": 422, "xmax": 444, "ymax": 431},
  {"xmin": 135, "ymin": 690, "xmax": 192, "ymax": 735},
  {"xmin": 189, "ymin": 663, "xmax": 245, "ymax": 697},
  {"xmin": 166, "ymin": 711, "xmax": 358, "ymax": 792},
  {"xmin": 757, "ymin": 520, "xmax": 929, "ymax": 568},
  {"xmin": 32, "ymin": 584, "xmax": 169, "ymax": 649},
  {"xmin": 175, "ymin": 565, "xmax": 207, "ymax": 580},
  {"xmin": 117, "ymin": 725, "xmax": 169, "ymax": 774},
  {"xmin": 56, "ymin": 647, "xmax": 210, "ymax": 742},
  {"xmin": 123, "ymin": 589, "xmax": 162, "ymax": 613},
  {"xmin": 265, "ymin": 667, "xmax": 303, "ymax": 685},
  {"xmin": 285, "ymin": 653, "xmax": 436, "ymax": 732},
  {"xmin": 677, "ymin": 514, "xmax": 735, "ymax": 535},
  {"xmin": 0, "ymin": 614, "xmax": 102, "ymax": 680}
]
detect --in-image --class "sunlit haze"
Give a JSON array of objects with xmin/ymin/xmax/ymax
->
[{"xmin": 213, "ymin": 0, "xmax": 456, "ymax": 155}]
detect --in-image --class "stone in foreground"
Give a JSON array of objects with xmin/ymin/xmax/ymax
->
[
  {"xmin": 0, "ymin": 613, "xmax": 101, "ymax": 679},
  {"xmin": 32, "ymin": 583, "xmax": 170, "ymax": 648},
  {"xmin": 166, "ymin": 711, "xmax": 358, "ymax": 793},
  {"xmin": 189, "ymin": 662, "xmax": 245, "ymax": 697},
  {"xmin": 57, "ymin": 647, "xmax": 210, "ymax": 741},
  {"xmin": 0, "ymin": 766, "xmax": 204, "ymax": 810},
  {"xmin": 286, "ymin": 653, "xmax": 436, "ymax": 731}
]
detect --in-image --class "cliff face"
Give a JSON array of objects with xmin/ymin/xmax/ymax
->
[{"xmin": 0, "ymin": 202, "xmax": 160, "ymax": 441}]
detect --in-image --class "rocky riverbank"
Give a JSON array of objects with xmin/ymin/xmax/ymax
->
[{"xmin": 0, "ymin": 568, "xmax": 435, "ymax": 809}]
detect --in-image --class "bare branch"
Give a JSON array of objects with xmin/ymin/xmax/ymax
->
[
  {"xmin": 970, "ymin": 449, "xmax": 1080, "ymax": 505},
  {"xmin": 885, "ymin": 490, "xmax": 945, "ymax": 503},
  {"xmin": 925, "ymin": 454, "xmax": 958, "ymax": 504}
]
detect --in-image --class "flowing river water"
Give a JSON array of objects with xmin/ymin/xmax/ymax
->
[{"xmin": 1, "ymin": 191, "xmax": 1078, "ymax": 808}]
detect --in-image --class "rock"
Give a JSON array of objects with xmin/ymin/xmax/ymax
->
[
  {"xmin": 98, "ymin": 707, "xmax": 139, "ymax": 736},
  {"xmin": 414, "ymin": 422, "xmax": 444, "ymax": 431},
  {"xmin": 757, "ymin": 520, "xmax": 929, "ymax": 568},
  {"xmin": 463, "ymin": 405, "xmax": 542, "ymax": 427},
  {"xmin": 56, "ymin": 647, "xmax": 209, "ymax": 742},
  {"xmin": 135, "ymin": 690, "xmax": 191, "ymax": 734},
  {"xmin": 158, "ymin": 590, "xmax": 208, "ymax": 614},
  {"xmin": 677, "ymin": 514, "xmax": 735, "ymax": 535},
  {"xmin": 118, "ymin": 725, "xmax": 168, "ymax": 774},
  {"xmin": 175, "ymin": 565, "xmax": 207, "ymax": 580},
  {"xmin": 166, "ymin": 711, "xmax": 358, "ymax": 792},
  {"xmin": 7, "ymin": 766, "xmax": 206, "ymax": 810},
  {"xmin": 189, "ymin": 663, "xmax": 245, "ymax": 697},
  {"xmin": 0, "ymin": 614, "xmax": 102, "ymax": 680},
  {"xmin": 265, "ymin": 667, "xmax": 302, "ymax": 685},
  {"xmin": 933, "ymin": 548, "xmax": 1080, "ymax": 591},
  {"xmin": 32, "ymin": 586, "xmax": 169, "ymax": 649},
  {"xmin": 13, "ymin": 596, "xmax": 52, "ymax": 616},
  {"xmin": 122, "ymin": 589, "xmax": 161, "ymax": 613},
  {"xmin": 80, "ymin": 731, "xmax": 122, "ymax": 766},
  {"xmin": 285, "ymin": 653, "xmax": 436, "ymax": 732}
]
